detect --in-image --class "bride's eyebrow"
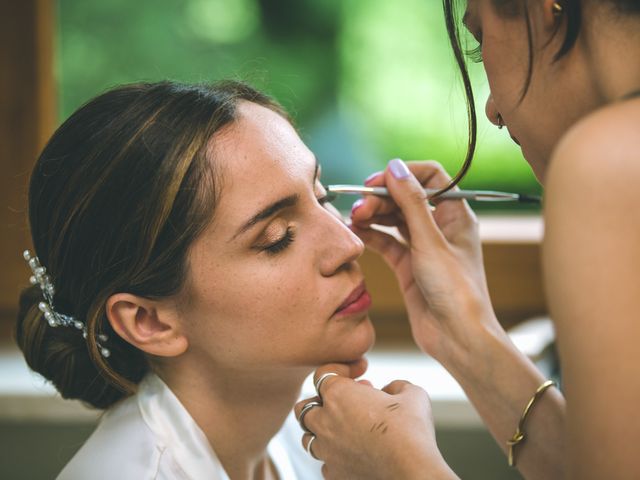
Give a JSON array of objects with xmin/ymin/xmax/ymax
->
[{"xmin": 231, "ymin": 159, "xmax": 319, "ymax": 241}]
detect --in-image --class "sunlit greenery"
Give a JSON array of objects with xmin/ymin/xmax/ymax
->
[{"xmin": 57, "ymin": 0, "xmax": 540, "ymax": 212}]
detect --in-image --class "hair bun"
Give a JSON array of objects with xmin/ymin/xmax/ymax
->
[{"xmin": 15, "ymin": 285, "xmax": 128, "ymax": 409}]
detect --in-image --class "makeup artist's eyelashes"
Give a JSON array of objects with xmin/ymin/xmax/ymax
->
[
  {"xmin": 464, "ymin": 22, "xmax": 483, "ymax": 63},
  {"xmin": 466, "ymin": 44, "xmax": 483, "ymax": 63}
]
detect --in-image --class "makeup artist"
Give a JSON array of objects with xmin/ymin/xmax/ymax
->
[{"xmin": 294, "ymin": 1, "xmax": 640, "ymax": 478}]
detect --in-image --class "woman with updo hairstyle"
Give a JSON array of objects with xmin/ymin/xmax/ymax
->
[{"xmin": 16, "ymin": 80, "xmax": 376, "ymax": 479}]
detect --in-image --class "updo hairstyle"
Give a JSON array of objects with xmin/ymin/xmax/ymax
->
[{"xmin": 16, "ymin": 80, "xmax": 286, "ymax": 409}]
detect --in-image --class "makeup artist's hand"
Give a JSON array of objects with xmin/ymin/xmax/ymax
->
[
  {"xmin": 294, "ymin": 363, "xmax": 458, "ymax": 480},
  {"xmin": 351, "ymin": 160, "xmax": 503, "ymax": 372}
]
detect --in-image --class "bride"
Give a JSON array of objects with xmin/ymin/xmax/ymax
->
[{"xmin": 16, "ymin": 80, "xmax": 375, "ymax": 479}]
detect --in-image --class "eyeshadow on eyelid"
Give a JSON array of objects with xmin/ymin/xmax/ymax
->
[{"xmin": 261, "ymin": 221, "xmax": 288, "ymax": 242}]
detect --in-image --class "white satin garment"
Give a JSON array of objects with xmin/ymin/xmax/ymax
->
[{"xmin": 57, "ymin": 374, "xmax": 323, "ymax": 479}]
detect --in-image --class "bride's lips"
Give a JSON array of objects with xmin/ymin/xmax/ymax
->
[{"xmin": 334, "ymin": 281, "xmax": 372, "ymax": 317}]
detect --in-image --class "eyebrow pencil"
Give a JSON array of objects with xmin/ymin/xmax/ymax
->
[{"xmin": 325, "ymin": 185, "xmax": 541, "ymax": 204}]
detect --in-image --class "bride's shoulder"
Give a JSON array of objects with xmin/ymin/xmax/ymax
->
[
  {"xmin": 546, "ymin": 98, "xmax": 640, "ymax": 206},
  {"xmin": 57, "ymin": 397, "xmax": 159, "ymax": 479}
]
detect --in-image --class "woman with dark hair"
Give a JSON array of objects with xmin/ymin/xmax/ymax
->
[
  {"xmin": 17, "ymin": 80, "xmax": 375, "ymax": 479},
  {"xmin": 295, "ymin": 1, "xmax": 640, "ymax": 478}
]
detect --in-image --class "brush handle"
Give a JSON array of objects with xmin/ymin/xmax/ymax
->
[{"xmin": 325, "ymin": 185, "xmax": 540, "ymax": 203}]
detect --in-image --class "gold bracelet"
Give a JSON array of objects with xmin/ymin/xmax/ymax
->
[{"xmin": 507, "ymin": 379, "xmax": 557, "ymax": 467}]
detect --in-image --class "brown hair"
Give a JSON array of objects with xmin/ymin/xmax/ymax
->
[
  {"xmin": 441, "ymin": 0, "xmax": 640, "ymax": 182},
  {"xmin": 16, "ymin": 80, "xmax": 287, "ymax": 409}
]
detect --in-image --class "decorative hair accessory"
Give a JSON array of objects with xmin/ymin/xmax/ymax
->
[{"xmin": 23, "ymin": 250, "xmax": 110, "ymax": 358}]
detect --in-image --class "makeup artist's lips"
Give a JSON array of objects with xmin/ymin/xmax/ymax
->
[{"xmin": 334, "ymin": 281, "xmax": 371, "ymax": 317}]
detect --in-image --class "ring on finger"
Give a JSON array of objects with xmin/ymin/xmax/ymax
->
[
  {"xmin": 314, "ymin": 372, "xmax": 338, "ymax": 400},
  {"xmin": 298, "ymin": 400, "xmax": 321, "ymax": 434},
  {"xmin": 306, "ymin": 434, "xmax": 319, "ymax": 460}
]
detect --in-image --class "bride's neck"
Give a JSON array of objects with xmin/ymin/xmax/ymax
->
[{"xmin": 159, "ymin": 359, "xmax": 310, "ymax": 480}]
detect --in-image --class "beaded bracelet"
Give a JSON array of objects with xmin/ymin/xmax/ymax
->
[{"xmin": 507, "ymin": 379, "xmax": 557, "ymax": 467}]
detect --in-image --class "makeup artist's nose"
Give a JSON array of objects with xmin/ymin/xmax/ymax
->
[
  {"xmin": 485, "ymin": 94, "xmax": 501, "ymax": 127},
  {"xmin": 319, "ymin": 215, "xmax": 364, "ymax": 277}
]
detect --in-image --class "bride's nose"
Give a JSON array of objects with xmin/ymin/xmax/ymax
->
[{"xmin": 319, "ymin": 213, "xmax": 364, "ymax": 277}]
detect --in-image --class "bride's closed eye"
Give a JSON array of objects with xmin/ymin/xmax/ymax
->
[
  {"xmin": 261, "ymin": 194, "xmax": 336, "ymax": 255},
  {"xmin": 262, "ymin": 226, "xmax": 296, "ymax": 255}
]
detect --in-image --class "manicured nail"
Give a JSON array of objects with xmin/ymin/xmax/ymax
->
[
  {"xmin": 364, "ymin": 171, "xmax": 383, "ymax": 186},
  {"xmin": 388, "ymin": 158, "xmax": 410, "ymax": 179},
  {"xmin": 351, "ymin": 198, "xmax": 365, "ymax": 215}
]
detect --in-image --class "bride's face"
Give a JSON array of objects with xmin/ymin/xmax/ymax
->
[{"xmin": 182, "ymin": 101, "xmax": 375, "ymax": 371}]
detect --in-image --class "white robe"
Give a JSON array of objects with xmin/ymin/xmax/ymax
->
[{"xmin": 57, "ymin": 374, "xmax": 323, "ymax": 479}]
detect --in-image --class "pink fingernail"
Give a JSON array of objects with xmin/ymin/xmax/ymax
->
[
  {"xmin": 364, "ymin": 171, "xmax": 383, "ymax": 186},
  {"xmin": 351, "ymin": 198, "xmax": 365, "ymax": 215},
  {"xmin": 388, "ymin": 158, "xmax": 410, "ymax": 179}
]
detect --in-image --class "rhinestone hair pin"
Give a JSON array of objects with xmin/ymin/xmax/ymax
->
[{"xmin": 23, "ymin": 250, "xmax": 110, "ymax": 358}]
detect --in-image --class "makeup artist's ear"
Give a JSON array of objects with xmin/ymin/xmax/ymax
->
[{"xmin": 106, "ymin": 293, "xmax": 188, "ymax": 357}]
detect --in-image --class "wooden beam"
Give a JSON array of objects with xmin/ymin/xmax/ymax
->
[{"xmin": 0, "ymin": 0, "xmax": 56, "ymax": 338}]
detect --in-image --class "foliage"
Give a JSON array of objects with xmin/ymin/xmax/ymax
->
[{"xmin": 57, "ymin": 0, "xmax": 540, "ymax": 211}]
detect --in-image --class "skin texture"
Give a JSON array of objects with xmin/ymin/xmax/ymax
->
[
  {"xmin": 544, "ymin": 99, "xmax": 640, "ymax": 478},
  {"xmin": 295, "ymin": 362, "xmax": 457, "ymax": 480},
  {"xmin": 296, "ymin": 1, "xmax": 640, "ymax": 479},
  {"xmin": 106, "ymin": 101, "xmax": 376, "ymax": 480},
  {"xmin": 474, "ymin": 0, "xmax": 600, "ymax": 181}
]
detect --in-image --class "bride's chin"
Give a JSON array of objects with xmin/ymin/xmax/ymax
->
[{"xmin": 338, "ymin": 317, "xmax": 376, "ymax": 362}]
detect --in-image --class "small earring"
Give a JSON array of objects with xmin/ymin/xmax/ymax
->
[
  {"xmin": 497, "ymin": 114, "xmax": 504, "ymax": 130},
  {"xmin": 552, "ymin": 2, "xmax": 563, "ymax": 17}
]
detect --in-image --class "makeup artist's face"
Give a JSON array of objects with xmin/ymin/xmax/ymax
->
[
  {"xmin": 464, "ymin": 0, "xmax": 597, "ymax": 183},
  {"xmin": 182, "ymin": 101, "xmax": 375, "ymax": 373}
]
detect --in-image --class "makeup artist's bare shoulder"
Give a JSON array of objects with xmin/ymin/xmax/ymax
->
[
  {"xmin": 546, "ymin": 98, "xmax": 640, "ymax": 205},
  {"xmin": 542, "ymin": 98, "xmax": 640, "ymax": 340}
]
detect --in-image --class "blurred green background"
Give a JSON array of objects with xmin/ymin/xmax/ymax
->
[{"xmin": 56, "ymin": 0, "xmax": 541, "ymax": 211}]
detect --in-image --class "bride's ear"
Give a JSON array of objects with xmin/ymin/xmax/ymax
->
[{"xmin": 105, "ymin": 293, "xmax": 188, "ymax": 357}]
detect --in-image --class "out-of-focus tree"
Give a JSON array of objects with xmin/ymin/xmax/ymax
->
[{"xmin": 57, "ymin": 0, "xmax": 540, "ymax": 210}]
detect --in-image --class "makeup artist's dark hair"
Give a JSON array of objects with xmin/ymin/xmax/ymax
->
[
  {"xmin": 441, "ymin": 0, "xmax": 640, "ymax": 188},
  {"xmin": 16, "ymin": 80, "xmax": 288, "ymax": 409}
]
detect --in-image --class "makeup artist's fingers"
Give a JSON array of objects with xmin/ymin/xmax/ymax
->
[
  {"xmin": 353, "ymin": 161, "xmax": 456, "ymax": 225},
  {"xmin": 382, "ymin": 160, "xmax": 447, "ymax": 250},
  {"xmin": 302, "ymin": 432, "xmax": 324, "ymax": 460},
  {"xmin": 356, "ymin": 161, "xmax": 476, "ymax": 250},
  {"xmin": 294, "ymin": 359, "xmax": 367, "ymax": 420},
  {"xmin": 353, "ymin": 222, "xmax": 411, "ymax": 253},
  {"xmin": 408, "ymin": 160, "xmax": 454, "ymax": 190},
  {"xmin": 351, "ymin": 197, "xmax": 410, "ymax": 235},
  {"xmin": 351, "ymin": 213, "xmax": 410, "ymax": 240},
  {"xmin": 294, "ymin": 395, "xmax": 320, "ymax": 426},
  {"xmin": 351, "ymin": 226, "xmax": 409, "ymax": 272},
  {"xmin": 364, "ymin": 161, "xmax": 452, "ymax": 192},
  {"xmin": 312, "ymin": 359, "xmax": 367, "ymax": 387},
  {"xmin": 350, "ymin": 195, "xmax": 398, "ymax": 224},
  {"xmin": 402, "ymin": 161, "xmax": 479, "ymax": 235}
]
